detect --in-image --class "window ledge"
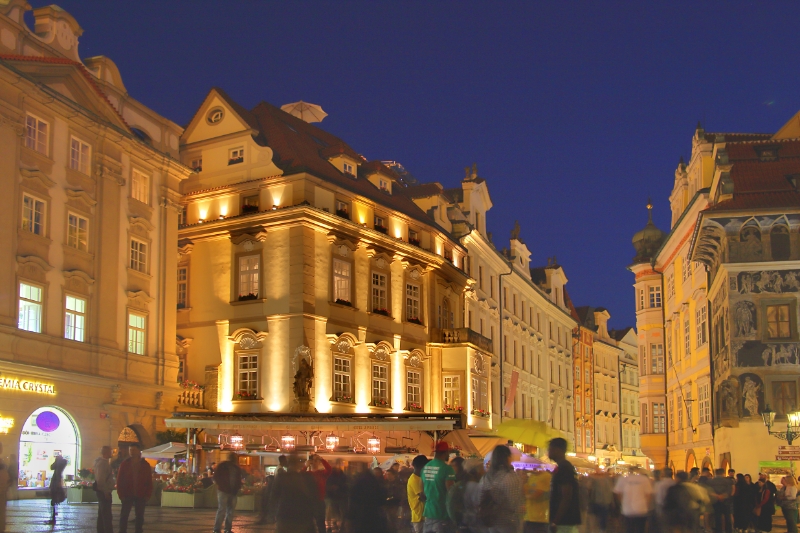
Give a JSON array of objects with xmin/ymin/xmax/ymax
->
[
  {"xmin": 177, "ymin": 306, "xmax": 192, "ymax": 312},
  {"xmin": 62, "ymin": 243, "xmax": 93, "ymax": 259},
  {"xmin": 368, "ymin": 311, "xmax": 393, "ymax": 319},
  {"xmin": 404, "ymin": 320, "xmax": 425, "ymax": 328},
  {"xmin": 21, "ymin": 145, "xmax": 54, "ymax": 164},
  {"xmin": 369, "ymin": 404, "xmax": 393, "ymax": 411},
  {"xmin": 230, "ymin": 298, "xmax": 267, "ymax": 306},
  {"xmin": 329, "ymin": 301, "xmax": 358, "ymax": 311},
  {"xmin": 127, "ymin": 267, "xmax": 152, "ymax": 281},
  {"xmin": 232, "ymin": 398, "xmax": 261, "ymax": 403},
  {"xmin": 17, "ymin": 228, "xmax": 52, "ymax": 244}
]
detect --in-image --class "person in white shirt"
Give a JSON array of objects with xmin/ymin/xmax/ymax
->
[
  {"xmin": 653, "ymin": 468, "xmax": 676, "ymax": 522},
  {"xmin": 613, "ymin": 468, "xmax": 653, "ymax": 533}
]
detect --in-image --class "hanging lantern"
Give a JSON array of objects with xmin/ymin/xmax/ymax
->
[
  {"xmin": 366, "ymin": 435, "xmax": 381, "ymax": 454},
  {"xmin": 325, "ymin": 434, "xmax": 339, "ymax": 451},
  {"xmin": 281, "ymin": 434, "xmax": 296, "ymax": 451},
  {"xmin": 229, "ymin": 433, "xmax": 244, "ymax": 451}
]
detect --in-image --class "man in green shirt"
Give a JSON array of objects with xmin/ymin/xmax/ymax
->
[{"xmin": 422, "ymin": 441, "xmax": 455, "ymax": 533}]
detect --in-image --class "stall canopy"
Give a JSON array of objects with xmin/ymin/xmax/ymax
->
[
  {"xmin": 494, "ymin": 420, "xmax": 571, "ymax": 451},
  {"xmin": 141, "ymin": 442, "xmax": 187, "ymax": 460},
  {"xmin": 469, "ymin": 435, "xmax": 507, "ymax": 458}
]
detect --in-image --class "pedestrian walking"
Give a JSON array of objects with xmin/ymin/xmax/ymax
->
[
  {"xmin": 325, "ymin": 466, "xmax": 348, "ymax": 533},
  {"xmin": 547, "ymin": 438, "xmax": 581, "ymax": 533},
  {"xmin": 707, "ymin": 468, "xmax": 735, "ymax": 533},
  {"xmin": 778, "ymin": 475, "xmax": 798, "ymax": 533},
  {"xmin": 480, "ymin": 445, "xmax": 524, "ymax": 533},
  {"xmin": 94, "ymin": 446, "xmax": 115, "ymax": 533},
  {"xmin": 588, "ymin": 470, "xmax": 614, "ymax": 533},
  {"xmin": 213, "ymin": 454, "xmax": 243, "ymax": 533},
  {"xmin": 613, "ymin": 466, "xmax": 653, "ymax": 533},
  {"xmin": 347, "ymin": 466, "xmax": 389, "ymax": 533},
  {"xmin": 663, "ymin": 472, "xmax": 699, "ymax": 533},
  {"xmin": 0, "ymin": 442, "xmax": 8, "ymax": 533},
  {"xmin": 523, "ymin": 467, "xmax": 551, "ymax": 533},
  {"xmin": 47, "ymin": 455, "xmax": 68, "ymax": 525},
  {"xmin": 463, "ymin": 460, "xmax": 486, "ymax": 533},
  {"xmin": 652, "ymin": 467, "xmax": 675, "ymax": 533},
  {"xmin": 116, "ymin": 444, "xmax": 153, "ymax": 533},
  {"xmin": 272, "ymin": 453, "xmax": 320, "ymax": 533},
  {"xmin": 422, "ymin": 441, "xmax": 456, "ymax": 533}
]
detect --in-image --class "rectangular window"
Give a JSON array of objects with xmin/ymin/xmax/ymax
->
[
  {"xmin": 242, "ymin": 194, "xmax": 259, "ymax": 212},
  {"xmin": 407, "ymin": 370, "xmax": 421, "ymax": 408},
  {"xmin": 372, "ymin": 364, "xmax": 388, "ymax": 403},
  {"xmin": 677, "ymin": 396, "xmax": 683, "ymax": 428},
  {"xmin": 695, "ymin": 305, "xmax": 708, "ymax": 347},
  {"xmin": 650, "ymin": 344, "xmax": 664, "ymax": 374},
  {"xmin": 683, "ymin": 258, "xmax": 692, "ymax": 281},
  {"xmin": 472, "ymin": 376, "xmax": 479, "ymax": 410},
  {"xmin": 237, "ymin": 353, "xmax": 258, "ymax": 396},
  {"xmin": 372, "ymin": 272, "xmax": 387, "ymax": 312},
  {"xmin": 767, "ymin": 304, "xmax": 791, "ymax": 340},
  {"xmin": 131, "ymin": 170, "xmax": 149, "ymax": 204},
  {"xmin": 70, "ymin": 137, "xmax": 90, "ymax": 174},
  {"xmin": 443, "ymin": 375, "xmax": 460, "ymax": 409},
  {"xmin": 684, "ymin": 319, "xmax": 690, "ymax": 356},
  {"xmin": 669, "ymin": 398, "xmax": 674, "ymax": 431},
  {"xmin": 333, "ymin": 356, "xmax": 352, "ymax": 399},
  {"xmin": 490, "ymin": 276, "xmax": 495, "ymax": 299},
  {"xmin": 638, "ymin": 289, "xmax": 644, "ymax": 311},
  {"xmin": 667, "ymin": 274, "xmax": 675, "ymax": 299},
  {"xmin": 238, "ymin": 255, "xmax": 260, "ymax": 298},
  {"xmin": 642, "ymin": 403, "xmax": 648, "ymax": 433},
  {"xmin": 25, "ymin": 114, "xmax": 48, "ymax": 154},
  {"xmin": 343, "ymin": 162, "xmax": 354, "ymax": 175},
  {"xmin": 333, "ymin": 259, "xmax": 351, "ymax": 303},
  {"xmin": 64, "ymin": 295, "xmax": 86, "ymax": 342},
  {"xmin": 335, "ymin": 200, "xmax": 349, "ymax": 218},
  {"xmin": 585, "ymin": 429, "xmax": 592, "ymax": 450},
  {"xmin": 127, "ymin": 312, "xmax": 146, "ymax": 355},
  {"xmin": 406, "ymin": 283, "xmax": 420, "ymax": 321},
  {"xmin": 408, "ymin": 229, "xmax": 419, "ymax": 243},
  {"xmin": 229, "ymin": 147, "xmax": 244, "ymax": 165},
  {"xmin": 22, "ymin": 194, "xmax": 46, "ymax": 236},
  {"xmin": 190, "ymin": 157, "xmax": 202, "ymax": 172},
  {"xmin": 18, "ymin": 282, "xmax": 43, "ymax": 333},
  {"xmin": 585, "ymin": 396, "xmax": 591, "ymax": 412},
  {"xmin": 177, "ymin": 267, "xmax": 188, "ymax": 309},
  {"xmin": 67, "ymin": 213, "xmax": 89, "ymax": 252},
  {"xmin": 649, "ymin": 286, "xmax": 662, "ymax": 308},
  {"xmin": 129, "ymin": 239, "xmax": 147, "ymax": 273},
  {"xmin": 699, "ymin": 384, "xmax": 711, "ymax": 424},
  {"xmin": 374, "ymin": 215, "xmax": 385, "ymax": 229}
]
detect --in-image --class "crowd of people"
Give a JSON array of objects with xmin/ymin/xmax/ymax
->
[{"xmin": 3, "ymin": 436, "xmax": 800, "ymax": 533}]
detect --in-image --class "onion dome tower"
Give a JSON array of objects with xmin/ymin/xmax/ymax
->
[{"xmin": 632, "ymin": 199, "xmax": 666, "ymax": 264}]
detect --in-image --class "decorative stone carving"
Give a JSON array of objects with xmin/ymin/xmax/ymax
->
[
  {"xmin": 733, "ymin": 301, "xmax": 757, "ymax": 337},
  {"xmin": 373, "ymin": 345, "xmax": 390, "ymax": 361},
  {"xmin": 292, "ymin": 346, "xmax": 314, "ymax": 411},
  {"xmin": 376, "ymin": 257, "xmax": 387, "ymax": 269},
  {"xmin": 238, "ymin": 336, "xmax": 261, "ymax": 350},
  {"xmin": 242, "ymin": 241, "xmax": 254, "ymax": 252},
  {"xmin": 473, "ymin": 353, "xmax": 486, "ymax": 376},
  {"xmin": 740, "ymin": 374, "xmax": 763, "ymax": 417},
  {"xmin": 155, "ymin": 391, "xmax": 164, "ymax": 410},
  {"xmin": 338, "ymin": 245, "xmax": 349, "ymax": 257},
  {"xmin": 406, "ymin": 352, "xmax": 422, "ymax": 368},
  {"xmin": 336, "ymin": 339, "xmax": 351, "ymax": 354},
  {"xmin": 20, "ymin": 167, "xmax": 56, "ymax": 188},
  {"xmin": 408, "ymin": 269, "xmax": 420, "ymax": 280},
  {"xmin": 111, "ymin": 385, "xmax": 122, "ymax": 405}
]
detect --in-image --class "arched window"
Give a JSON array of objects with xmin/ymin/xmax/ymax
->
[
  {"xmin": 771, "ymin": 224, "xmax": 790, "ymax": 261},
  {"xmin": 130, "ymin": 127, "xmax": 152, "ymax": 146}
]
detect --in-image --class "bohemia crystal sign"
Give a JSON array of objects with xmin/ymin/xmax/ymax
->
[{"xmin": 0, "ymin": 375, "xmax": 56, "ymax": 394}]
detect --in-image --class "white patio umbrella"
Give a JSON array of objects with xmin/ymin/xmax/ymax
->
[
  {"xmin": 140, "ymin": 442, "xmax": 187, "ymax": 460},
  {"xmin": 280, "ymin": 101, "xmax": 328, "ymax": 123}
]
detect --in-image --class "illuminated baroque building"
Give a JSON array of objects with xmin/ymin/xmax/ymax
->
[{"xmin": 0, "ymin": 1, "xmax": 188, "ymax": 486}]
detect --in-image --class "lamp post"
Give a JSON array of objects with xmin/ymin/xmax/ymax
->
[{"xmin": 761, "ymin": 405, "xmax": 800, "ymax": 445}]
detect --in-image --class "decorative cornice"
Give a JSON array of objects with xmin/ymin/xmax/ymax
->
[
  {"xmin": 63, "ymin": 269, "xmax": 95, "ymax": 285},
  {"xmin": 20, "ymin": 167, "xmax": 55, "ymax": 188},
  {"xmin": 129, "ymin": 216, "xmax": 155, "ymax": 232},
  {"xmin": 16, "ymin": 255, "xmax": 52, "ymax": 272},
  {"xmin": 65, "ymin": 188, "xmax": 97, "ymax": 208}
]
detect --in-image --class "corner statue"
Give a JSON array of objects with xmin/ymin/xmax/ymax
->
[{"xmin": 293, "ymin": 358, "xmax": 313, "ymax": 401}]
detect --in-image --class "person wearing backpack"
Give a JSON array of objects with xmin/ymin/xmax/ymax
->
[
  {"xmin": 478, "ymin": 445, "xmax": 523, "ymax": 533},
  {"xmin": 422, "ymin": 442, "xmax": 455, "ymax": 533}
]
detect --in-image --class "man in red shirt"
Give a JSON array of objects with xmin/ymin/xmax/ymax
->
[
  {"xmin": 306, "ymin": 454, "xmax": 331, "ymax": 532},
  {"xmin": 116, "ymin": 444, "xmax": 153, "ymax": 533}
]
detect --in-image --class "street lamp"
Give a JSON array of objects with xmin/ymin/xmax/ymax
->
[{"xmin": 761, "ymin": 405, "xmax": 800, "ymax": 445}]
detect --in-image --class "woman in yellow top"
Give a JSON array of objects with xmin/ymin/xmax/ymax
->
[{"xmin": 524, "ymin": 469, "xmax": 552, "ymax": 533}]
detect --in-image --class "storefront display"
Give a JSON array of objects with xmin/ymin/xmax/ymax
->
[{"xmin": 18, "ymin": 406, "xmax": 80, "ymax": 488}]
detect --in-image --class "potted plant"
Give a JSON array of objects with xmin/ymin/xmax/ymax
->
[
  {"xmin": 372, "ymin": 308, "xmax": 390, "ymax": 317},
  {"xmin": 407, "ymin": 316, "xmax": 423, "ymax": 325},
  {"xmin": 331, "ymin": 394, "xmax": 352, "ymax": 403},
  {"xmin": 374, "ymin": 224, "xmax": 388, "ymax": 234},
  {"xmin": 471, "ymin": 408, "xmax": 490, "ymax": 418},
  {"xmin": 180, "ymin": 380, "xmax": 204, "ymax": 391},
  {"xmin": 407, "ymin": 402, "xmax": 423, "ymax": 412},
  {"xmin": 238, "ymin": 293, "xmax": 259, "ymax": 301},
  {"xmin": 241, "ymin": 204, "xmax": 259, "ymax": 213},
  {"xmin": 334, "ymin": 299, "xmax": 352, "ymax": 307},
  {"xmin": 443, "ymin": 404, "xmax": 463, "ymax": 413},
  {"xmin": 161, "ymin": 474, "xmax": 204, "ymax": 508},
  {"xmin": 408, "ymin": 237, "xmax": 421, "ymax": 247},
  {"xmin": 235, "ymin": 390, "xmax": 257, "ymax": 400},
  {"xmin": 335, "ymin": 208, "xmax": 350, "ymax": 220},
  {"xmin": 67, "ymin": 468, "xmax": 98, "ymax": 503},
  {"xmin": 371, "ymin": 397, "xmax": 390, "ymax": 408}
]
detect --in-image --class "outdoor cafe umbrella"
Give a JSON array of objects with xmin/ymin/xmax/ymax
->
[
  {"xmin": 140, "ymin": 442, "xmax": 187, "ymax": 460},
  {"xmin": 280, "ymin": 101, "xmax": 328, "ymax": 123}
]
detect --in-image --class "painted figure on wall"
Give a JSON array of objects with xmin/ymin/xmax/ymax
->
[
  {"xmin": 733, "ymin": 301, "xmax": 757, "ymax": 337},
  {"xmin": 741, "ymin": 375, "xmax": 762, "ymax": 417},
  {"xmin": 772, "ymin": 380, "xmax": 798, "ymax": 416},
  {"xmin": 719, "ymin": 377, "xmax": 741, "ymax": 420}
]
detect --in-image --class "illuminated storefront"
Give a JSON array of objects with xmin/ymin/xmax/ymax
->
[{"xmin": 18, "ymin": 407, "xmax": 80, "ymax": 488}]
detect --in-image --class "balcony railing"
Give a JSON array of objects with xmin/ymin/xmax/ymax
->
[
  {"xmin": 441, "ymin": 328, "xmax": 493, "ymax": 353},
  {"xmin": 177, "ymin": 389, "xmax": 204, "ymax": 409}
]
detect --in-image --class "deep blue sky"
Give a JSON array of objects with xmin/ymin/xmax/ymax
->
[{"xmin": 38, "ymin": 1, "xmax": 800, "ymax": 328}]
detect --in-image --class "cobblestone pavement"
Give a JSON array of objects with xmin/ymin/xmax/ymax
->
[{"xmin": 5, "ymin": 500, "xmax": 272, "ymax": 533}]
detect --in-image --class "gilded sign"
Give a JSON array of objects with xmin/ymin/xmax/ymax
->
[{"xmin": 0, "ymin": 376, "xmax": 56, "ymax": 395}]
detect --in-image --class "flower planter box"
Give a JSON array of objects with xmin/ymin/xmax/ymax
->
[
  {"xmin": 236, "ymin": 494, "xmax": 256, "ymax": 511},
  {"xmin": 112, "ymin": 483, "xmax": 162, "ymax": 506},
  {"xmin": 161, "ymin": 491, "xmax": 203, "ymax": 508},
  {"xmin": 67, "ymin": 486, "xmax": 98, "ymax": 503}
]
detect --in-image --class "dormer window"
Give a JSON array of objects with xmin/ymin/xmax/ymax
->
[
  {"xmin": 343, "ymin": 162, "xmax": 354, "ymax": 176},
  {"xmin": 190, "ymin": 157, "xmax": 203, "ymax": 172},
  {"xmin": 756, "ymin": 146, "xmax": 779, "ymax": 162},
  {"xmin": 719, "ymin": 173, "xmax": 734, "ymax": 195},
  {"xmin": 379, "ymin": 178, "xmax": 389, "ymax": 192},
  {"xmin": 229, "ymin": 148, "xmax": 244, "ymax": 165},
  {"xmin": 207, "ymin": 108, "xmax": 224, "ymax": 124},
  {"xmin": 787, "ymin": 174, "xmax": 800, "ymax": 190},
  {"xmin": 242, "ymin": 194, "xmax": 259, "ymax": 213}
]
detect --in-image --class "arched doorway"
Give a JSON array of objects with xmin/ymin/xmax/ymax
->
[
  {"xmin": 18, "ymin": 406, "xmax": 80, "ymax": 488},
  {"xmin": 701, "ymin": 457, "xmax": 713, "ymax": 471},
  {"xmin": 685, "ymin": 451, "xmax": 697, "ymax": 472}
]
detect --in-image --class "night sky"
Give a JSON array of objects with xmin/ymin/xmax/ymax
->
[{"xmin": 35, "ymin": 1, "xmax": 800, "ymax": 328}]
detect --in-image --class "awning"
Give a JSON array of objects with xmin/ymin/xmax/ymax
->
[
  {"xmin": 140, "ymin": 442, "xmax": 187, "ymax": 460},
  {"xmin": 165, "ymin": 411, "xmax": 463, "ymax": 432},
  {"xmin": 469, "ymin": 436, "xmax": 507, "ymax": 458},
  {"xmin": 441, "ymin": 429, "xmax": 480, "ymax": 457},
  {"xmin": 494, "ymin": 419, "xmax": 564, "ymax": 450}
]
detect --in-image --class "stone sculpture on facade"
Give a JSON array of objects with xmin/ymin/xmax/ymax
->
[
  {"xmin": 292, "ymin": 346, "xmax": 314, "ymax": 412},
  {"xmin": 718, "ymin": 377, "xmax": 741, "ymax": 420},
  {"xmin": 733, "ymin": 301, "xmax": 757, "ymax": 337},
  {"xmin": 742, "ymin": 376, "xmax": 761, "ymax": 417}
]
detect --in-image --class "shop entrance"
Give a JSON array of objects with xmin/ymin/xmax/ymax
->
[{"xmin": 18, "ymin": 406, "xmax": 80, "ymax": 488}]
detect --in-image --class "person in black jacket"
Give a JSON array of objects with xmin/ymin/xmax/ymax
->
[
  {"xmin": 325, "ymin": 467, "xmax": 348, "ymax": 533},
  {"xmin": 213, "ymin": 455, "xmax": 243, "ymax": 533},
  {"xmin": 47, "ymin": 456, "xmax": 68, "ymax": 525},
  {"xmin": 346, "ymin": 467, "xmax": 389, "ymax": 533},
  {"xmin": 271, "ymin": 453, "xmax": 320, "ymax": 533}
]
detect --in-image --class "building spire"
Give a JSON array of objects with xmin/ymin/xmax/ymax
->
[{"xmin": 647, "ymin": 197, "xmax": 653, "ymax": 223}]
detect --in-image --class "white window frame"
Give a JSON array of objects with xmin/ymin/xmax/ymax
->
[
  {"xmin": 371, "ymin": 271, "xmax": 387, "ymax": 312},
  {"xmin": 127, "ymin": 312, "xmax": 146, "ymax": 355},
  {"xmin": 695, "ymin": 305, "xmax": 708, "ymax": 347},
  {"xmin": 229, "ymin": 147, "xmax": 244, "ymax": 165},
  {"xmin": 236, "ymin": 352, "xmax": 259, "ymax": 397},
  {"xmin": 407, "ymin": 369, "xmax": 422, "ymax": 409},
  {"xmin": 333, "ymin": 355, "xmax": 352, "ymax": 401},
  {"xmin": 64, "ymin": 294, "xmax": 87, "ymax": 342},
  {"xmin": 332, "ymin": 258, "xmax": 351, "ymax": 303},
  {"xmin": 67, "ymin": 212, "xmax": 89, "ymax": 252},
  {"xmin": 190, "ymin": 157, "xmax": 203, "ymax": 172},
  {"xmin": 18, "ymin": 282, "xmax": 43, "ymax": 333},
  {"xmin": 699, "ymin": 383, "xmax": 711, "ymax": 424},
  {"xmin": 22, "ymin": 193, "xmax": 46, "ymax": 236},
  {"xmin": 25, "ymin": 113, "xmax": 48, "ymax": 155},
  {"xmin": 238, "ymin": 255, "xmax": 260, "ymax": 298},
  {"xmin": 649, "ymin": 286, "xmax": 662, "ymax": 308},
  {"xmin": 131, "ymin": 169, "xmax": 150, "ymax": 204},
  {"xmin": 129, "ymin": 238, "xmax": 148, "ymax": 273},
  {"xmin": 650, "ymin": 344, "xmax": 664, "ymax": 374},
  {"xmin": 405, "ymin": 282, "xmax": 420, "ymax": 321},
  {"xmin": 343, "ymin": 162, "xmax": 354, "ymax": 175},
  {"xmin": 684, "ymin": 319, "xmax": 691, "ymax": 356},
  {"xmin": 372, "ymin": 362, "xmax": 389, "ymax": 404},
  {"xmin": 443, "ymin": 374, "xmax": 460, "ymax": 409},
  {"xmin": 177, "ymin": 266, "xmax": 188, "ymax": 309},
  {"xmin": 69, "ymin": 136, "xmax": 91, "ymax": 175},
  {"xmin": 374, "ymin": 215, "xmax": 385, "ymax": 228}
]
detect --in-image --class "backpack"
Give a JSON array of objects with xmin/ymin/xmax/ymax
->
[{"xmin": 446, "ymin": 480, "xmax": 466, "ymax": 525}]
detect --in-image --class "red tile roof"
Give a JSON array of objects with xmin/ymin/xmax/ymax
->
[
  {"xmin": 0, "ymin": 54, "xmax": 129, "ymax": 129},
  {"xmin": 400, "ymin": 183, "xmax": 445, "ymax": 198},
  {"xmin": 702, "ymin": 132, "xmax": 773, "ymax": 143},
  {"xmin": 705, "ymin": 138, "xmax": 800, "ymax": 212}
]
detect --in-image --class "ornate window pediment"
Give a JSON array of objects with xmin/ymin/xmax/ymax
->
[
  {"xmin": 17, "ymin": 255, "xmax": 51, "ymax": 282},
  {"xmin": 63, "ymin": 269, "xmax": 94, "ymax": 295},
  {"xmin": 229, "ymin": 328, "xmax": 267, "ymax": 350},
  {"xmin": 230, "ymin": 229, "xmax": 268, "ymax": 248},
  {"xmin": 126, "ymin": 290, "xmax": 153, "ymax": 310},
  {"xmin": 20, "ymin": 167, "xmax": 55, "ymax": 189},
  {"xmin": 65, "ymin": 188, "xmax": 96, "ymax": 209}
]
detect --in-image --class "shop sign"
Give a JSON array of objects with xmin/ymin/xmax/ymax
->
[
  {"xmin": 0, "ymin": 416, "xmax": 13, "ymax": 434},
  {"xmin": 776, "ymin": 455, "xmax": 800, "ymax": 461},
  {"xmin": 0, "ymin": 376, "xmax": 56, "ymax": 395}
]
